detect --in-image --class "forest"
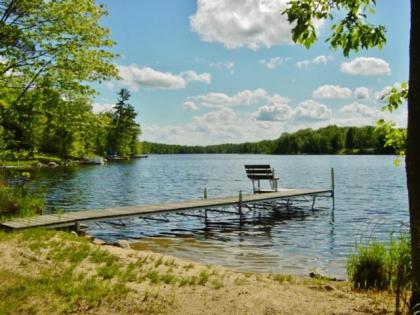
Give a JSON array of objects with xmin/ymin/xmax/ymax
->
[{"xmin": 144, "ymin": 125, "xmax": 398, "ymax": 155}]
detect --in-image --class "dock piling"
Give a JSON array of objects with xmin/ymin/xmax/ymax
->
[
  {"xmin": 203, "ymin": 187, "xmax": 208, "ymax": 199},
  {"xmin": 238, "ymin": 190, "xmax": 243, "ymax": 215},
  {"xmin": 331, "ymin": 168, "xmax": 335, "ymax": 209}
]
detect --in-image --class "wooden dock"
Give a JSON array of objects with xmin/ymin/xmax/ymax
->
[{"xmin": 0, "ymin": 188, "xmax": 333, "ymax": 231}]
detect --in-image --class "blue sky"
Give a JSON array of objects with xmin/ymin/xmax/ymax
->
[{"xmin": 94, "ymin": 0, "xmax": 410, "ymax": 145}]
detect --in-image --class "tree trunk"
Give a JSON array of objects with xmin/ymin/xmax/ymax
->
[{"xmin": 408, "ymin": 0, "xmax": 420, "ymax": 310}]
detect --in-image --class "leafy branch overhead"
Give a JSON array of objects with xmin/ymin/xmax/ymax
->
[
  {"xmin": 283, "ymin": 0, "xmax": 386, "ymax": 56},
  {"xmin": 0, "ymin": 0, "xmax": 119, "ymax": 98}
]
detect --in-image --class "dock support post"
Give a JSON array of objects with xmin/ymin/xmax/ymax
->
[
  {"xmin": 238, "ymin": 190, "xmax": 243, "ymax": 215},
  {"xmin": 331, "ymin": 168, "xmax": 335, "ymax": 209},
  {"xmin": 203, "ymin": 187, "xmax": 207, "ymax": 199},
  {"xmin": 75, "ymin": 221, "xmax": 80, "ymax": 233},
  {"xmin": 311, "ymin": 196, "xmax": 317, "ymax": 211}
]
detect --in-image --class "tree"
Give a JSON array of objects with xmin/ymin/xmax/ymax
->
[
  {"xmin": 108, "ymin": 89, "xmax": 141, "ymax": 158},
  {"xmin": 283, "ymin": 0, "xmax": 420, "ymax": 309},
  {"xmin": 0, "ymin": 0, "xmax": 118, "ymax": 121}
]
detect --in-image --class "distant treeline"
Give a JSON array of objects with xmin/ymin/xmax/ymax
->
[{"xmin": 144, "ymin": 125, "xmax": 398, "ymax": 155}]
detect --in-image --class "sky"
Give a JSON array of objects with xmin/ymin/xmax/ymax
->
[{"xmin": 94, "ymin": 0, "xmax": 410, "ymax": 145}]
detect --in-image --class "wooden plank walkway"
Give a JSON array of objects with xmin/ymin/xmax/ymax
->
[{"xmin": 0, "ymin": 188, "xmax": 332, "ymax": 230}]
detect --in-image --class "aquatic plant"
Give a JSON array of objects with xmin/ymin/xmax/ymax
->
[{"xmin": 0, "ymin": 176, "xmax": 44, "ymax": 220}]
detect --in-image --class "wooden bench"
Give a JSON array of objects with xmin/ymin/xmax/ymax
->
[{"xmin": 244, "ymin": 164, "xmax": 279, "ymax": 193}]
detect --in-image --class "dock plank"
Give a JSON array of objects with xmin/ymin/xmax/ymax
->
[{"xmin": 0, "ymin": 188, "xmax": 332, "ymax": 230}]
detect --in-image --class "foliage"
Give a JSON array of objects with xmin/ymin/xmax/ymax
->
[
  {"xmin": 283, "ymin": 0, "xmax": 386, "ymax": 56},
  {"xmin": 347, "ymin": 233, "xmax": 411, "ymax": 313},
  {"xmin": 375, "ymin": 82, "xmax": 409, "ymax": 159},
  {"xmin": 145, "ymin": 125, "xmax": 400, "ymax": 155},
  {"xmin": 0, "ymin": 0, "xmax": 118, "ymax": 103}
]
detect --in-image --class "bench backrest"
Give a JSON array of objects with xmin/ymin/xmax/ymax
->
[{"xmin": 244, "ymin": 164, "xmax": 275, "ymax": 180}]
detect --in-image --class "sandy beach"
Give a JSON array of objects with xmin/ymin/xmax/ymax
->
[{"xmin": 0, "ymin": 230, "xmax": 394, "ymax": 314}]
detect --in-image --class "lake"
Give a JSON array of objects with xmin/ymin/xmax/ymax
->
[{"xmin": 24, "ymin": 155, "xmax": 408, "ymax": 277}]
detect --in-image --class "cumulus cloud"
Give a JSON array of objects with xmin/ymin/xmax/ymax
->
[
  {"xmin": 185, "ymin": 88, "xmax": 289, "ymax": 109},
  {"xmin": 142, "ymin": 109, "xmax": 287, "ymax": 145},
  {"xmin": 296, "ymin": 55, "xmax": 332, "ymax": 69},
  {"xmin": 259, "ymin": 57, "xmax": 291, "ymax": 70},
  {"xmin": 253, "ymin": 99, "xmax": 331, "ymax": 122},
  {"xmin": 340, "ymin": 102, "xmax": 380, "ymax": 118},
  {"xmin": 294, "ymin": 100, "xmax": 332, "ymax": 121},
  {"xmin": 181, "ymin": 70, "xmax": 211, "ymax": 84},
  {"xmin": 116, "ymin": 64, "xmax": 211, "ymax": 91},
  {"xmin": 190, "ymin": 0, "xmax": 323, "ymax": 50},
  {"xmin": 209, "ymin": 61, "xmax": 235, "ymax": 73},
  {"xmin": 183, "ymin": 101, "xmax": 199, "ymax": 111},
  {"xmin": 312, "ymin": 85, "xmax": 353, "ymax": 99},
  {"xmin": 353, "ymin": 87, "xmax": 370, "ymax": 99},
  {"xmin": 92, "ymin": 103, "xmax": 114, "ymax": 114},
  {"xmin": 254, "ymin": 102, "xmax": 294, "ymax": 121},
  {"xmin": 340, "ymin": 57, "xmax": 391, "ymax": 76}
]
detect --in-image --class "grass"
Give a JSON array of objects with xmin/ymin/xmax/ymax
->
[
  {"xmin": 0, "ymin": 268, "xmax": 130, "ymax": 314},
  {"xmin": 272, "ymin": 274, "xmax": 294, "ymax": 284}
]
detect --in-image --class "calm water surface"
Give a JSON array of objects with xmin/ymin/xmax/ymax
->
[{"xmin": 26, "ymin": 155, "xmax": 408, "ymax": 277}]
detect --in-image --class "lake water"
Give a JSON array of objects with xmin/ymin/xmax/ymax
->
[{"xmin": 23, "ymin": 155, "xmax": 408, "ymax": 277}]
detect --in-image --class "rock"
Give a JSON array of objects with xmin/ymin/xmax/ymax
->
[
  {"xmin": 113, "ymin": 239, "xmax": 130, "ymax": 249},
  {"xmin": 93, "ymin": 238, "xmax": 106, "ymax": 245},
  {"xmin": 48, "ymin": 161, "xmax": 59, "ymax": 167}
]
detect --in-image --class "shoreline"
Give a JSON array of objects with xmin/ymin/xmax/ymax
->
[{"xmin": 0, "ymin": 229, "xmax": 394, "ymax": 314}]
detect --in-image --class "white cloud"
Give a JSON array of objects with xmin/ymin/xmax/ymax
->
[
  {"xmin": 259, "ymin": 57, "xmax": 291, "ymax": 70},
  {"xmin": 209, "ymin": 61, "xmax": 235, "ymax": 73},
  {"xmin": 294, "ymin": 100, "xmax": 332, "ymax": 121},
  {"xmin": 190, "ymin": 0, "xmax": 323, "ymax": 50},
  {"xmin": 312, "ymin": 85, "xmax": 352, "ymax": 99},
  {"xmin": 181, "ymin": 70, "xmax": 211, "ymax": 84},
  {"xmin": 254, "ymin": 99, "xmax": 331, "ymax": 122},
  {"xmin": 255, "ymin": 102, "xmax": 294, "ymax": 121},
  {"xmin": 340, "ymin": 57, "xmax": 391, "ymax": 76},
  {"xmin": 185, "ymin": 88, "xmax": 289, "ymax": 109},
  {"xmin": 340, "ymin": 102, "xmax": 380, "ymax": 118},
  {"xmin": 296, "ymin": 55, "xmax": 332, "ymax": 69},
  {"xmin": 183, "ymin": 101, "xmax": 199, "ymax": 111},
  {"xmin": 353, "ymin": 87, "xmax": 370, "ymax": 99},
  {"xmin": 92, "ymin": 103, "xmax": 114, "ymax": 114},
  {"xmin": 116, "ymin": 64, "xmax": 211, "ymax": 91},
  {"xmin": 142, "ymin": 109, "xmax": 287, "ymax": 145}
]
